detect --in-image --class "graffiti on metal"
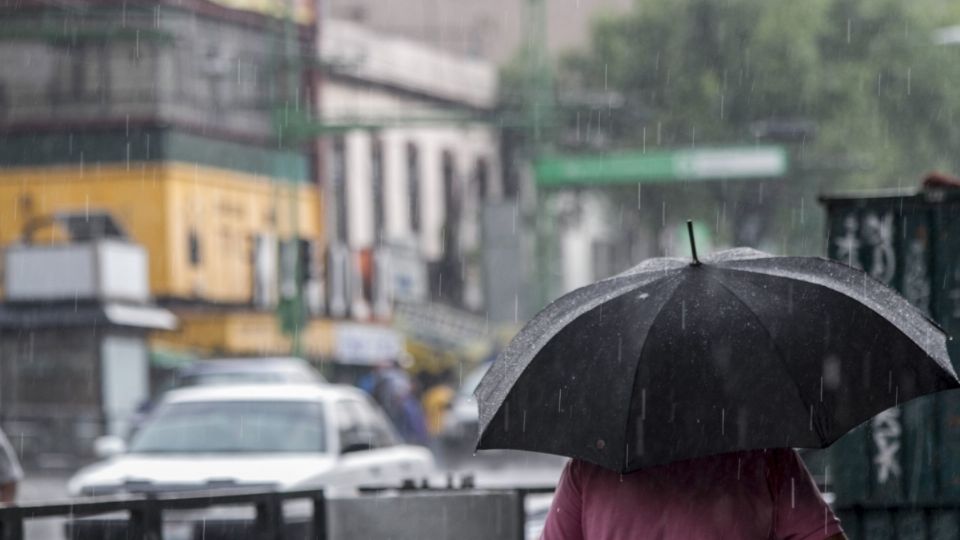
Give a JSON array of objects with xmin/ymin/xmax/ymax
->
[{"xmin": 872, "ymin": 408, "xmax": 902, "ymax": 485}]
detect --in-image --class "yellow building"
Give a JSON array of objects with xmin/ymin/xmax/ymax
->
[
  {"xmin": 0, "ymin": 159, "xmax": 326, "ymax": 358},
  {"xmin": 0, "ymin": 162, "xmax": 320, "ymax": 303}
]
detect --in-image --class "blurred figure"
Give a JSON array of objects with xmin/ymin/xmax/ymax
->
[
  {"xmin": 422, "ymin": 370, "xmax": 455, "ymax": 438},
  {"xmin": 360, "ymin": 359, "xmax": 430, "ymax": 446},
  {"xmin": 0, "ymin": 428, "xmax": 23, "ymax": 504}
]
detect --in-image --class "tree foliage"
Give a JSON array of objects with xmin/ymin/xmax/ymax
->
[{"xmin": 560, "ymin": 0, "xmax": 960, "ymax": 189}]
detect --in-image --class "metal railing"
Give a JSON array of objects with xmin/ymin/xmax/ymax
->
[
  {"xmin": 0, "ymin": 483, "xmax": 556, "ymax": 540},
  {"xmin": 358, "ymin": 483, "xmax": 556, "ymax": 540},
  {"xmin": 0, "ymin": 488, "xmax": 327, "ymax": 540}
]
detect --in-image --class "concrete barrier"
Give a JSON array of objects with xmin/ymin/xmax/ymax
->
[{"xmin": 327, "ymin": 490, "xmax": 522, "ymax": 540}]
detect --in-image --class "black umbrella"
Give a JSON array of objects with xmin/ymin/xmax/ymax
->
[{"xmin": 475, "ymin": 232, "xmax": 960, "ymax": 473}]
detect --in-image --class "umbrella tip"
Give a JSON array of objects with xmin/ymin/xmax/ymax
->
[{"xmin": 687, "ymin": 220, "xmax": 701, "ymax": 266}]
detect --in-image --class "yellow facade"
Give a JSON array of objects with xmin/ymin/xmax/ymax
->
[
  {"xmin": 152, "ymin": 311, "xmax": 335, "ymax": 358},
  {"xmin": 0, "ymin": 162, "xmax": 323, "ymax": 305}
]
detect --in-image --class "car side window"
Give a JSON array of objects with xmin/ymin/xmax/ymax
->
[
  {"xmin": 358, "ymin": 396, "xmax": 400, "ymax": 448},
  {"xmin": 335, "ymin": 399, "xmax": 367, "ymax": 453}
]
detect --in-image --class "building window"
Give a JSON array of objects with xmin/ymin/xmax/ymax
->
[
  {"xmin": 332, "ymin": 137, "xmax": 349, "ymax": 243},
  {"xmin": 442, "ymin": 151, "xmax": 458, "ymax": 224},
  {"xmin": 371, "ymin": 137, "xmax": 385, "ymax": 243},
  {"xmin": 406, "ymin": 143, "xmax": 421, "ymax": 233},
  {"xmin": 432, "ymin": 150, "xmax": 464, "ymax": 305},
  {"xmin": 188, "ymin": 230, "xmax": 201, "ymax": 266}
]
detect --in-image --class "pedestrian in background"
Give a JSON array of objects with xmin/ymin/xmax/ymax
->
[
  {"xmin": 421, "ymin": 369, "xmax": 455, "ymax": 438},
  {"xmin": 359, "ymin": 358, "xmax": 430, "ymax": 447},
  {"xmin": 0, "ymin": 428, "xmax": 23, "ymax": 504}
]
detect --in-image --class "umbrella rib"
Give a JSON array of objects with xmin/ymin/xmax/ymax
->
[
  {"xmin": 708, "ymin": 273, "xmax": 825, "ymax": 447},
  {"xmin": 720, "ymin": 260, "xmax": 953, "ymax": 378},
  {"xmin": 620, "ymin": 276, "xmax": 686, "ymax": 472}
]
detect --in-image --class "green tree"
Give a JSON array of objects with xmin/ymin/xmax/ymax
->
[{"xmin": 551, "ymin": 0, "xmax": 960, "ymax": 253}]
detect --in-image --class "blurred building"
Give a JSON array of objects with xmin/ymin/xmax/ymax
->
[
  {"xmin": 0, "ymin": 222, "xmax": 175, "ymax": 467},
  {"xmin": 324, "ymin": 0, "xmax": 631, "ymax": 62},
  {"xmin": 0, "ymin": 2, "xmax": 333, "ymax": 356},
  {"xmin": 318, "ymin": 20, "xmax": 509, "ymax": 375},
  {"xmin": 0, "ymin": 0, "xmax": 518, "ymax": 370},
  {"xmin": 0, "ymin": 0, "xmax": 334, "ymax": 464}
]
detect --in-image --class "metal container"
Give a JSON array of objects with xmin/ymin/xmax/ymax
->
[{"xmin": 820, "ymin": 182, "xmax": 960, "ymax": 536}]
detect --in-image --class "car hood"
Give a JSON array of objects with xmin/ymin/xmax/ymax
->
[{"xmin": 68, "ymin": 454, "xmax": 337, "ymax": 496}]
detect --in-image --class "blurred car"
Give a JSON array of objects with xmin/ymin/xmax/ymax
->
[
  {"xmin": 175, "ymin": 357, "xmax": 325, "ymax": 387},
  {"xmin": 437, "ymin": 362, "xmax": 491, "ymax": 463},
  {"xmin": 72, "ymin": 384, "xmax": 435, "ymax": 498},
  {"xmin": 127, "ymin": 357, "xmax": 326, "ymax": 438}
]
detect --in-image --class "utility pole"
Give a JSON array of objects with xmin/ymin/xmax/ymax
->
[
  {"xmin": 524, "ymin": 0, "xmax": 558, "ymax": 308},
  {"xmin": 274, "ymin": 0, "xmax": 305, "ymax": 357}
]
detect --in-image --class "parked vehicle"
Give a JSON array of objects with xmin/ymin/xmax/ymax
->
[
  {"xmin": 128, "ymin": 357, "xmax": 326, "ymax": 438},
  {"xmin": 71, "ymin": 384, "xmax": 435, "ymax": 498},
  {"xmin": 437, "ymin": 362, "xmax": 490, "ymax": 464},
  {"xmin": 174, "ymin": 357, "xmax": 325, "ymax": 387}
]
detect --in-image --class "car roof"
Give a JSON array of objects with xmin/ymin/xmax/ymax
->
[
  {"xmin": 179, "ymin": 357, "xmax": 315, "ymax": 375},
  {"xmin": 161, "ymin": 383, "xmax": 367, "ymax": 404}
]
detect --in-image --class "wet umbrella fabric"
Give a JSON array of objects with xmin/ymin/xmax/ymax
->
[{"xmin": 475, "ymin": 248, "xmax": 960, "ymax": 473}]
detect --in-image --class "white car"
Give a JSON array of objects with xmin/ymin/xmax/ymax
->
[{"xmin": 69, "ymin": 384, "xmax": 435, "ymax": 497}]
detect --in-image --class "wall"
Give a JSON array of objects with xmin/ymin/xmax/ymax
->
[
  {"xmin": 0, "ymin": 162, "xmax": 322, "ymax": 304},
  {"xmin": 323, "ymin": 80, "xmax": 502, "ymax": 261},
  {"xmin": 324, "ymin": 0, "xmax": 631, "ymax": 62},
  {"xmin": 0, "ymin": 327, "xmax": 106, "ymax": 467},
  {"xmin": 0, "ymin": 5, "xmax": 305, "ymax": 142}
]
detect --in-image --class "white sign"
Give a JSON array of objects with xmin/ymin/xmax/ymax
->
[
  {"xmin": 334, "ymin": 323, "xmax": 405, "ymax": 365},
  {"xmin": 676, "ymin": 148, "xmax": 788, "ymax": 180}
]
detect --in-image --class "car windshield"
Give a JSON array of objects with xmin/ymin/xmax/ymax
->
[{"xmin": 129, "ymin": 401, "xmax": 326, "ymax": 454}]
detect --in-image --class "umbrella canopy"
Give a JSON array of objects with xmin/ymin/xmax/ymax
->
[{"xmin": 475, "ymin": 248, "xmax": 960, "ymax": 473}]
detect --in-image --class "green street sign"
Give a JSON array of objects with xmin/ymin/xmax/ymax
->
[{"xmin": 534, "ymin": 146, "xmax": 788, "ymax": 187}]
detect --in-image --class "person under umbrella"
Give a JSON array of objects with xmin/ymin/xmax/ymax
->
[
  {"xmin": 476, "ymin": 224, "xmax": 959, "ymax": 539},
  {"xmin": 544, "ymin": 447, "xmax": 842, "ymax": 539}
]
